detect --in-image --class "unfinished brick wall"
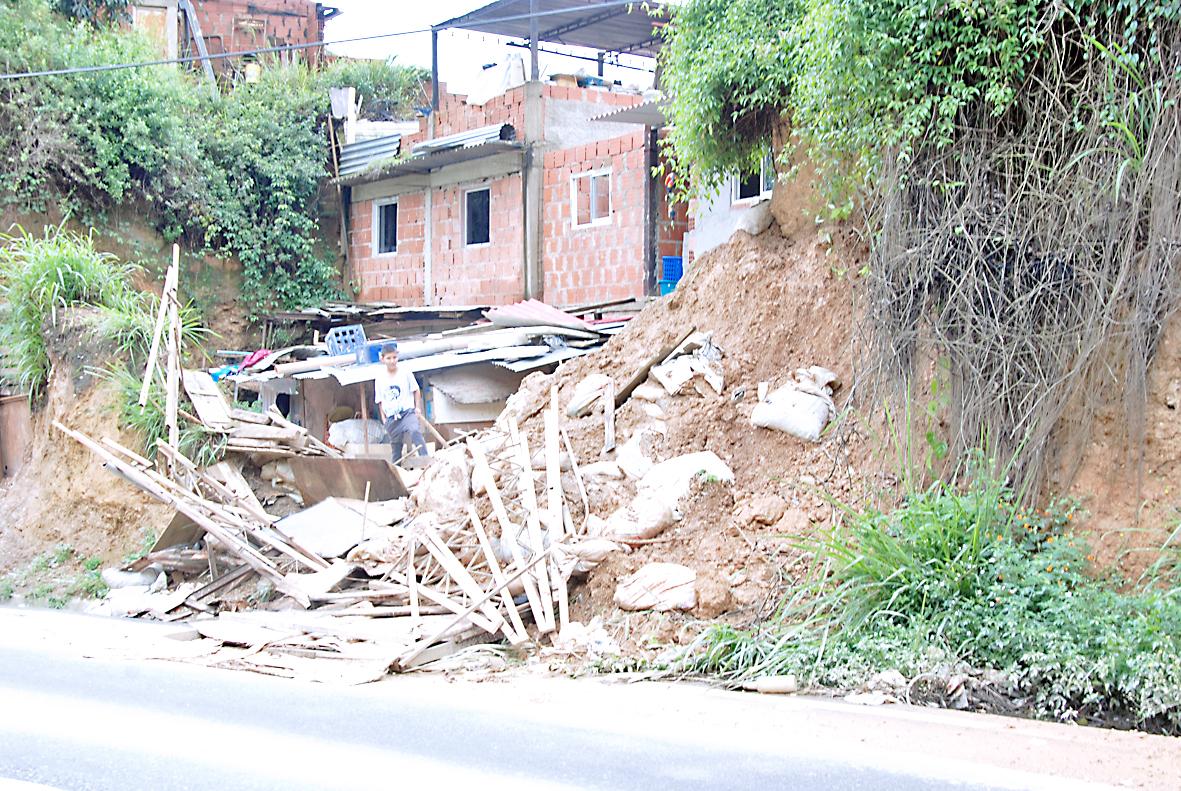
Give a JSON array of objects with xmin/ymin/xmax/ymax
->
[
  {"xmin": 349, "ymin": 193, "xmax": 426, "ymax": 304},
  {"xmin": 350, "ymin": 176, "xmax": 524, "ymax": 306},
  {"xmin": 401, "ymin": 84, "xmax": 528, "ymax": 148},
  {"xmin": 191, "ymin": 0, "xmax": 323, "ymax": 69},
  {"xmin": 542, "ymin": 130, "xmax": 648, "ymax": 308},
  {"xmin": 429, "ymin": 174, "xmax": 524, "ymax": 306}
]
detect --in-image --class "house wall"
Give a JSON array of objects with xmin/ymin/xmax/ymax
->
[
  {"xmin": 542, "ymin": 130, "xmax": 648, "ymax": 308},
  {"xmin": 189, "ymin": 0, "xmax": 324, "ymax": 70},
  {"xmin": 350, "ymin": 193, "xmax": 426, "ymax": 304}
]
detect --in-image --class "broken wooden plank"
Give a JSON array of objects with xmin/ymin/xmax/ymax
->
[
  {"xmin": 139, "ymin": 249, "xmax": 176, "ymax": 408},
  {"xmin": 466, "ymin": 437, "xmax": 546, "ymax": 630},
  {"xmin": 419, "ymin": 525, "xmax": 512, "ymax": 642},
  {"xmin": 615, "ymin": 325, "xmax": 696, "ymax": 409},
  {"xmin": 544, "ymin": 406, "xmax": 564, "ymax": 539},
  {"xmin": 509, "ymin": 416, "xmax": 555, "ymax": 634},
  {"xmin": 229, "ymin": 424, "xmax": 305, "ymax": 442},
  {"xmin": 182, "ymin": 369, "xmax": 235, "ymax": 429},
  {"xmin": 560, "ymin": 427, "xmax": 590, "ymax": 534},
  {"xmin": 230, "ymin": 408, "xmax": 271, "ymax": 424},
  {"xmin": 469, "ymin": 503, "xmax": 528, "ymax": 643}
]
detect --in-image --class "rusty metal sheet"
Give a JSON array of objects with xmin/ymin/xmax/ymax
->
[
  {"xmin": 288, "ymin": 457, "xmax": 408, "ymax": 506},
  {"xmin": 0, "ymin": 395, "xmax": 33, "ymax": 477}
]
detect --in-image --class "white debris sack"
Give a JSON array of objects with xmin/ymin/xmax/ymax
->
[
  {"xmin": 638, "ymin": 451, "xmax": 734, "ymax": 514},
  {"xmin": 413, "ymin": 446, "xmax": 471, "ymax": 521},
  {"xmin": 614, "ymin": 563, "xmax": 697, "ymax": 611},
  {"xmin": 601, "ymin": 492, "xmax": 676, "ymax": 541},
  {"xmin": 327, "ymin": 418, "xmax": 387, "ymax": 448},
  {"xmin": 750, "ymin": 366, "xmax": 841, "ymax": 443},
  {"xmin": 565, "ymin": 373, "xmax": 614, "ymax": 418},
  {"xmin": 616, "ymin": 431, "xmax": 656, "ymax": 479}
]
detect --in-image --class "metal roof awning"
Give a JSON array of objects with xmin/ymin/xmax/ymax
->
[
  {"xmin": 335, "ymin": 140, "xmax": 524, "ymax": 187},
  {"xmin": 589, "ymin": 98, "xmax": 668, "ymax": 127},
  {"xmin": 412, "ymin": 122, "xmax": 515, "ymax": 156},
  {"xmin": 339, "ymin": 134, "xmax": 402, "ymax": 176},
  {"xmin": 438, "ymin": 0, "xmax": 670, "ymax": 58}
]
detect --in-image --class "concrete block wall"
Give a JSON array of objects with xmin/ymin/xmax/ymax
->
[
  {"xmin": 542, "ymin": 130, "xmax": 647, "ymax": 307},
  {"xmin": 349, "ymin": 193, "xmax": 426, "ymax": 304}
]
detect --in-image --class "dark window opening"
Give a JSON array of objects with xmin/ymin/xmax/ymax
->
[
  {"xmin": 466, "ymin": 188, "xmax": 490, "ymax": 246},
  {"xmin": 378, "ymin": 202, "xmax": 397, "ymax": 253},
  {"xmin": 737, "ymin": 172, "xmax": 762, "ymax": 200}
]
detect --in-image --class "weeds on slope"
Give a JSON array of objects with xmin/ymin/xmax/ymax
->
[{"xmin": 675, "ymin": 453, "xmax": 1181, "ymax": 733}]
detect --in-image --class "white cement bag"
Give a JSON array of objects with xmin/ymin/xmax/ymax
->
[
  {"xmin": 566, "ymin": 374, "xmax": 613, "ymax": 418},
  {"xmin": 734, "ymin": 198, "xmax": 773, "ymax": 235},
  {"xmin": 750, "ymin": 386, "xmax": 831, "ymax": 442},
  {"xmin": 638, "ymin": 451, "xmax": 734, "ymax": 513},
  {"xmin": 601, "ymin": 492, "xmax": 675, "ymax": 541},
  {"xmin": 616, "ymin": 431, "xmax": 655, "ymax": 479},
  {"xmin": 614, "ymin": 563, "xmax": 697, "ymax": 611},
  {"xmin": 327, "ymin": 418, "xmax": 386, "ymax": 448}
]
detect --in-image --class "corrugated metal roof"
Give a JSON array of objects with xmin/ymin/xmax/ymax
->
[
  {"xmin": 319, "ymin": 346, "xmax": 553, "ymax": 386},
  {"xmin": 411, "ymin": 123, "xmax": 515, "ymax": 156},
  {"xmin": 484, "ymin": 299, "xmax": 594, "ymax": 331},
  {"xmin": 438, "ymin": 0, "xmax": 671, "ymax": 57},
  {"xmin": 339, "ymin": 134, "xmax": 402, "ymax": 176},
  {"xmin": 589, "ymin": 98, "xmax": 668, "ymax": 127},
  {"xmin": 335, "ymin": 140, "xmax": 524, "ymax": 187},
  {"xmin": 494, "ymin": 346, "xmax": 591, "ymax": 372}
]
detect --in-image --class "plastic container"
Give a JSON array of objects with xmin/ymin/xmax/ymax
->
[
  {"xmin": 356, "ymin": 341, "xmax": 386, "ymax": 365},
  {"xmin": 661, "ymin": 256, "xmax": 683, "ymax": 283},
  {"xmin": 659, "ymin": 280, "xmax": 677, "ymax": 296},
  {"xmin": 325, "ymin": 324, "xmax": 367, "ymax": 356}
]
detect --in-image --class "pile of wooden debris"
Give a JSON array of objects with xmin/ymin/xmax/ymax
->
[{"xmin": 54, "ymin": 380, "xmax": 621, "ymax": 677}]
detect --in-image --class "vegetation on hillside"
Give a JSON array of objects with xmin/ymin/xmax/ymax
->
[{"xmin": 0, "ymin": 0, "xmax": 427, "ymax": 317}]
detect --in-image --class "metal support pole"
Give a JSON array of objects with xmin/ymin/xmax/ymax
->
[
  {"xmin": 530, "ymin": 0, "xmax": 539, "ymax": 80},
  {"xmin": 431, "ymin": 28, "xmax": 439, "ymax": 112}
]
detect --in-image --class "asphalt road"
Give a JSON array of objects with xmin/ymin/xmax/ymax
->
[{"xmin": 0, "ymin": 609, "xmax": 1127, "ymax": 791}]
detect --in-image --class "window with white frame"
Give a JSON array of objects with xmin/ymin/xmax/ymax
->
[
  {"xmin": 466, "ymin": 187, "xmax": 491, "ymax": 246},
  {"xmin": 572, "ymin": 168, "xmax": 611, "ymax": 228},
  {"xmin": 732, "ymin": 151, "xmax": 775, "ymax": 203},
  {"xmin": 375, "ymin": 200, "xmax": 398, "ymax": 254}
]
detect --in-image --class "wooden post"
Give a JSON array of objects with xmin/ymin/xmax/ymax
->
[
  {"xmin": 359, "ymin": 383, "xmax": 370, "ymax": 457},
  {"xmin": 139, "ymin": 248, "xmax": 177, "ymax": 407}
]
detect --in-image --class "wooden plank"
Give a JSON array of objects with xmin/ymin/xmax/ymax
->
[
  {"xmin": 230, "ymin": 408, "xmax": 271, "ymax": 424},
  {"xmin": 544, "ymin": 406, "xmax": 564, "ymax": 539},
  {"xmin": 419, "ymin": 525, "xmax": 510, "ymax": 640},
  {"xmin": 466, "ymin": 437, "xmax": 546, "ymax": 629},
  {"xmin": 468, "ymin": 503, "xmax": 528, "ymax": 644},
  {"xmin": 288, "ymin": 457, "xmax": 408, "ymax": 506},
  {"xmin": 615, "ymin": 325, "xmax": 696, "ymax": 409},
  {"xmin": 179, "ymin": 0, "xmax": 217, "ymax": 93},
  {"xmin": 383, "ymin": 569, "xmax": 499, "ymax": 634},
  {"xmin": 509, "ymin": 417, "xmax": 555, "ymax": 633},
  {"xmin": 139, "ymin": 249, "xmax": 176, "ymax": 408},
  {"xmin": 267, "ymin": 407, "xmax": 343, "ymax": 458},
  {"xmin": 602, "ymin": 379, "xmax": 616, "ymax": 453},
  {"xmin": 560, "ymin": 427, "xmax": 590, "ymax": 534},
  {"xmin": 182, "ymin": 369, "xmax": 235, "ymax": 429},
  {"xmin": 164, "ymin": 262, "xmax": 181, "ymax": 469},
  {"xmin": 229, "ymin": 424, "xmax": 304, "ymax": 442},
  {"xmin": 391, "ymin": 549, "xmax": 552, "ymax": 671}
]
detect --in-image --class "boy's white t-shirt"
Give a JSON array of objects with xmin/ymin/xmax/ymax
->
[{"xmin": 375, "ymin": 366, "xmax": 418, "ymax": 419}]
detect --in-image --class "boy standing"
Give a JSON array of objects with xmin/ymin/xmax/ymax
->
[{"xmin": 375, "ymin": 343, "xmax": 427, "ymax": 458}]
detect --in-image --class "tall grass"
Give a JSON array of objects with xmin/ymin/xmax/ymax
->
[{"xmin": 677, "ymin": 454, "xmax": 1181, "ymax": 732}]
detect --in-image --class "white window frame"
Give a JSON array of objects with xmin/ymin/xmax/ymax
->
[
  {"xmin": 464, "ymin": 186, "xmax": 492, "ymax": 248},
  {"xmin": 373, "ymin": 198, "xmax": 398, "ymax": 256},
  {"xmin": 571, "ymin": 167, "xmax": 613, "ymax": 229},
  {"xmin": 731, "ymin": 151, "xmax": 775, "ymax": 204}
]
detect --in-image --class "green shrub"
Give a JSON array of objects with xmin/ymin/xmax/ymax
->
[{"xmin": 679, "ymin": 461, "xmax": 1181, "ymax": 732}]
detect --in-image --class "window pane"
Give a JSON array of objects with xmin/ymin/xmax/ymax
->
[
  {"xmin": 379, "ymin": 203, "xmax": 397, "ymax": 253},
  {"xmin": 737, "ymin": 172, "xmax": 761, "ymax": 200},
  {"xmin": 593, "ymin": 174, "xmax": 610, "ymax": 220},
  {"xmin": 466, "ymin": 188, "xmax": 490, "ymax": 245},
  {"xmin": 762, "ymin": 153, "xmax": 775, "ymax": 194},
  {"xmin": 575, "ymin": 175, "xmax": 591, "ymax": 226}
]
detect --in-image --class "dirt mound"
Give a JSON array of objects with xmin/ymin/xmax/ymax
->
[
  {"xmin": 0, "ymin": 308, "xmax": 173, "ymax": 573},
  {"xmin": 507, "ymin": 226, "xmax": 870, "ymax": 656}
]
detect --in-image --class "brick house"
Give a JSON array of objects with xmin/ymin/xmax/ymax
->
[{"xmin": 339, "ymin": 80, "xmax": 688, "ymax": 309}]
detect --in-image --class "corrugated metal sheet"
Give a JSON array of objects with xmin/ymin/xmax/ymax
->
[
  {"xmin": 412, "ymin": 123, "xmax": 515, "ymax": 156},
  {"xmin": 322, "ymin": 346, "xmax": 552, "ymax": 386},
  {"xmin": 440, "ymin": 0, "xmax": 671, "ymax": 57},
  {"xmin": 339, "ymin": 134, "xmax": 402, "ymax": 176},
  {"xmin": 494, "ymin": 346, "xmax": 591, "ymax": 372},
  {"xmin": 484, "ymin": 299, "xmax": 594, "ymax": 331},
  {"xmin": 335, "ymin": 140, "xmax": 524, "ymax": 187}
]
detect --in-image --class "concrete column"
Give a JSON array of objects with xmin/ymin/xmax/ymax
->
[
  {"xmin": 425, "ymin": 112, "xmax": 436, "ymax": 306},
  {"xmin": 522, "ymin": 81, "xmax": 544, "ymax": 300}
]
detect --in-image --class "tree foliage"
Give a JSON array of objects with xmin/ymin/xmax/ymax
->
[{"xmin": 0, "ymin": 0, "xmax": 427, "ymax": 318}]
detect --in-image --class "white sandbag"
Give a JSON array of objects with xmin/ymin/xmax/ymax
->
[
  {"xmin": 614, "ymin": 563, "xmax": 697, "ymax": 611},
  {"xmin": 581, "ymin": 461, "xmax": 623, "ymax": 479},
  {"xmin": 638, "ymin": 451, "xmax": 734, "ymax": 513},
  {"xmin": 566, "ymin": 373, "xmax": 614, "ymax": 418},
  {"xmin": 413, "ymin": 446, "xmax": 471, "ymax": 521},
  {"xmin": 327, "ymin": 418, "xmax": 386, "ymax": 448},
  {"xmin": 750, "ymin": 387, "xmax": 831, "ymax": 442},
  {"xmin": 616, "ymin": 431, "xmax": 655, "ymax": 479},
  {"xmin": 601, "ymin": 492, "xmax": 675, "ymax": 541},
  {"xmin": 734, "ymin": 198, "xmax": 773, "ymax": 235},
  {"xmin": 260, "ymin": 459, "xmax": 297, "ymax": 492}
]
